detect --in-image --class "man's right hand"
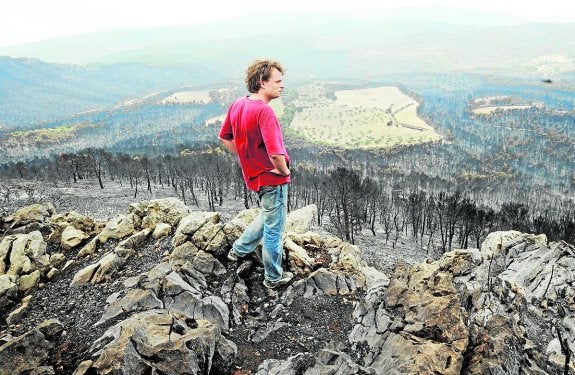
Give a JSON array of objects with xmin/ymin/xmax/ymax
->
[{"xmin": 269, "ymin": 167, "xmax": 290, "ymax": 176}]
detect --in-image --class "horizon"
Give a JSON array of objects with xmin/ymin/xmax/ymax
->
[{"xmin": 2, "ymin": 0, "xmax": 575, "ymax": 48}]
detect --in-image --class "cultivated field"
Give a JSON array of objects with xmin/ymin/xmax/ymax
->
[
  {"xmin": 159, "ymin": 90, "xmax": 212, "ymax": 105},
  {"xmin": 289, "ymin": 86, "xmax": 441, "ymax": 149}
]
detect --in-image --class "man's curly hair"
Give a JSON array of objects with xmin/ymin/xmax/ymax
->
[{"xmin": 245, "ymin": 59, "xmax": 284, "ymax": 94}]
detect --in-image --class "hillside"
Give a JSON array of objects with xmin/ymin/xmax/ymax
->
[
  {"xmin": 1, "ymin": 196, "xmax": 575, "ymax": 374},
  {"xmin": 0, "ymin": 56, "xmax": 221, "ymax": 129}
]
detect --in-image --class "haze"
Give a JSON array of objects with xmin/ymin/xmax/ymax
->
[{"xmin": 2, "ymin": 0, "xmax": 575, "ymax": 48}]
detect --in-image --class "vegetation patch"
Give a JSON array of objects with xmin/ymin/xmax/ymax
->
[
  {"xmin": 289, "ymin": 86, "xmax": 441, "ymax": 149},
  {"xmin": 469, "ymin": 95, "xmax": 543, "ymax": 115},
  {"xmin": 7, "ymin": 125, "xmax": 80, "ymax": 145}
]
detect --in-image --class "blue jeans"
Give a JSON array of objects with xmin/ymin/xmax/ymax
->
[{"xmin": 233, "ymin": 184, "xmax": 288, "ymax": 282}]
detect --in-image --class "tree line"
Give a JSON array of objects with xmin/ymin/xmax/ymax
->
[{"xmin": 1, "ymin": 145, "xmax": 573, "ymax": 252}]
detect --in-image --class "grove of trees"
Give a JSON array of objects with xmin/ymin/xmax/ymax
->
[{"xmin": 2, "ymin": 144, "xmax": 573, "ymax": 253}]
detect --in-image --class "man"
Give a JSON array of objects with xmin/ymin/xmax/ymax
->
[{"xmin": 218, "ymin": 59, "xmax": 293, "ymax": 289}]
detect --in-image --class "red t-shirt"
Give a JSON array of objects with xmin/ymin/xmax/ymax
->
[{"xmin": 219, "ymin": 96, "xmax": 291, "ymax": 192}]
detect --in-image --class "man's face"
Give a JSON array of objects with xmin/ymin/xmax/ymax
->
[{"xmin": 260, "ymin": 68, "xmax": 284, "ymax": 101}]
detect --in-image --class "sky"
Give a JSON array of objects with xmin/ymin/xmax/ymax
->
[{"xmin": 1, "ymin": 0, "xmax": 575, "ymax": 48}]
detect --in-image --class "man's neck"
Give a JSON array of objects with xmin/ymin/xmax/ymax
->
[{"xmin": 249, "ymin": 92, "xmax": 271, "ymax": 104}]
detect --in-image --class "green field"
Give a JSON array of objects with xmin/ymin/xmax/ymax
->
[
  {"xmin": 7, "ymin": 125, "xmax": 80, "ymax": 145},
  {"xmin": 289, "ymin": 86, "xmax": 442, "ymax": 149}
]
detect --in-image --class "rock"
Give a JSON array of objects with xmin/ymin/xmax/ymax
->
[
  {"xmin": 49, "ymin": 211, "xmax": 94, "ymax": 232},
  {"xmin": 60, "ymin": 225, "xmax": 89, "ymax": 251},
  {"xmin": 27, "ymin": 366, "xmax": 55, "ymax": 374},
  {"xmin": 83, "ymin": 310, "xmax": 229, "ymax": 375},
  {"xmin": 284, "ymin": 237, "xmax": 315, "ymax": 272},
  {"xmin": 385, "ymin": 261, "xmax": 468, "ymax": 351},
  {"xmin": 168, "ymin": 241, "xmax": 200, "ymax": 268},
  {"xmin": 190, "ymin": 250, "xmax": 226, "ymax": 276},
  {"xmin": 349, "ymin": 266, "xmax": 390, "ymax": 350},
  {"xmin": 480, "ymin": 230, "xmax": 524, "ymax": 257},
  {"xmin": 77, "ymin": 237, "xmax": 98, "ymax": 257},
  {"xmin": 130, "ymin": 198, "xmax": 190, "ymax": 229},
  {"xmin": 166, "ymin": 295, "xmax": 230, "ymax": 330},
  {"xmin": 222, "ymin": 208, "xmax": 259, "ymax": 242},
  {"xmin": 0, "ymin": 235, "xmax": 16, "ymax": 274},
  {"xmin": 90, "ymin": 252, "xmax": 125, "ymax": 284},
  {"xmin": 46, "ymin": 268, "xmax": 60, "ymax": 280},
  {"xmin": 3, "ymin": 203, "xmax": 55, "ymax": 234},
  {"xmin": 0, "ymin": 319, "xmax": 63, "ymax": 375},
  {"xmin": 251, "ymin": 322, "xmax": 290, "ymax": 343},
  {"xmin": 18, "ymin": 269, "xmax": 41, "ymax": 292},
  {"xmin": 73, "ymin": 360, "xmax": 93, "ymax": 375},
  {"xmin": 141, "ymin": 262, "xmax": 174, "ymax": 292},
  {"xmin": 170, "ymin": 211, "xmax": 228, "ymax": 257},
  {"xmin": 6, "ymin": 295, "xmax": 33, "ymax": 326},
  {"xmin": 221, "ymin": 274, "xmax": 249, "ymax": 325},
  {"xmin": 212, "ymin": 336, "xmax": 238, "ymax": 373},
  {"xmin": 98, "ymin": 213, "xmax": 140, "ymax": 243},
  {"xmin": 8, "ymin": 231, "xmax": 49, "ymax": 276},
  {"xmin": 463, "ymin": 314, "xmax": 535, "ymax": 374},
  {"xmin": 162, "ymin": 271, "xmax": 203, "ymax": 299},
  {"xmin": 439, "ymin": 248, "xmax": 483, "ymax": 276},
  {"xmin": 349, "ymin": 258, "xmax": 470, "ymax": 374},
  {"xmin": 96, "ymin": 289, "xmax": 163, "ymax": 326},
  {"xmin": 307, "ymin": 349, "xmax": 373, "ymax": 374},
  {"xmin": 282, "ymin": 268, "xmax": 364, "ymax": 306},
  {"xmin": 0, "ymin": 274, "xmax": 19, "ymax": 307},
  {"xmin": 368, "ymin": 332, "xmax": 462, "ymax": 374},
  {"xmin": 117, "ymin": 228, "xmax": 151, "ymax": 252},
  {"xmin": 285, "ymin": 204, "xmax": 317, "ymax": 233},
  {"xmin": 0, "ymin": 275, "xmax": 19, "ymax": 298},
  {"xmin": 70, "ymin": 263, "xmax": 99, "ymax": 286},
  {"xmin": 48, "ymin": 253, "xmax": 67, "ymax": 269},
  {"xmin": 256, "ymin": 353, "xmax": 315, "ymax": 375},
  {"xmin": 191, "ymin": 221, "xmax": 227, "ymax": 256},
  {"xmin": 336, "ymin": 242, "xmax": 365, "ymax": 272},
  {"xmin": 0, "ymin": 329, "xmax": 51, "ymax": 374},
  {"xmin": 152, "ymin": 222, "xmax": 172, "ymax": 238},
  {"xmin": 172, "ymin": 211, "xmax": 220, "ymax": 247},
  {"xmin": 48, "ymin": 211, "xmax": 95, "ymax": 245}
]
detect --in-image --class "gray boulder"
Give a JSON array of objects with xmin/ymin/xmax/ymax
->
[
  {"xmin": 78, "ymin": 310, "xmax": 232, "ymax": 375},
  {"xmin": 0, "ymin": 320, "xmax": 63, "ymax": 375}
]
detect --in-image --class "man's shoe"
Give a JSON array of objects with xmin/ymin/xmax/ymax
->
[
  {"xmin": 263, "ymin": 271, "xmax": 294, "ymax": 289},
  {"xmin": 228, "ymin": 249, "xmax": 240, "ymax": 261}
]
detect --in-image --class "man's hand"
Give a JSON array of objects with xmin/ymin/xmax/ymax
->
[
  {"xmin": 269, "ymin": 154, "xmax": 290, "ymax": 176},
  {"xmin": 269, "ymin": 167, "xmax": 290, "ymax": 176}
]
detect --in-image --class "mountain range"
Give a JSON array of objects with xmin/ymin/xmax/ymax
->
[
  {"xmin": 0, "ymin": 10, "xmax": 573, "ymax": 131},
  {"xmin": 1, "ymin": 9, "xmax": 574, "ymax": 77}
]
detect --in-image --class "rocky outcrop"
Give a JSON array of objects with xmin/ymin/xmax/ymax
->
[
  {"xmin": 2, "ymin": 199, "xmax": 575, "ymax": 375},
  {"xmin": 0, "ymin": 230, "xmax": 60, "ymax": 311},
  {"xmin": 1, "ymin": 203, "xmax": 55, "ymax": 235},
  {"xmin": 75, "ymin": 310, "xmax": 235, "ymax": 375},
  {"xmin": 71, "ymin": 197, "xmax": 193, "ymax": 284},
  {"xmin": 0, "ymin": 320, "xmax": 63, "ymax": 375}
]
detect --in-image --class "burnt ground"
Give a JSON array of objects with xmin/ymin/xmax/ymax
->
[
  {"xmin": 0, "ymin": 233, "xmax": 360, "ymax": 374},
  {"xmin": 0, "ymin": 234, "xmax": 171, "ymax": 374},
  {"xmin": 221, "ymin": 250, "xmax": 362, "ymax": 374},
  {"xmin": 0, "ymin": 179, "xmax": 431, "ymax": 374}
]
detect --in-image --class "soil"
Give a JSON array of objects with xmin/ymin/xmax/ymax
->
[{"xmin": 0, "ymin": 179, "xmax": 433, "ymax": 374}]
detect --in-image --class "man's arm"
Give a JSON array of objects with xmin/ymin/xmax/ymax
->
[
  {"xmin": 269, "ymin": 154, "xmax": 290, "ymax": 176},
  {"xmin": 219, "ymin": 137, "xmax": 238, "ymax": 156}
]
